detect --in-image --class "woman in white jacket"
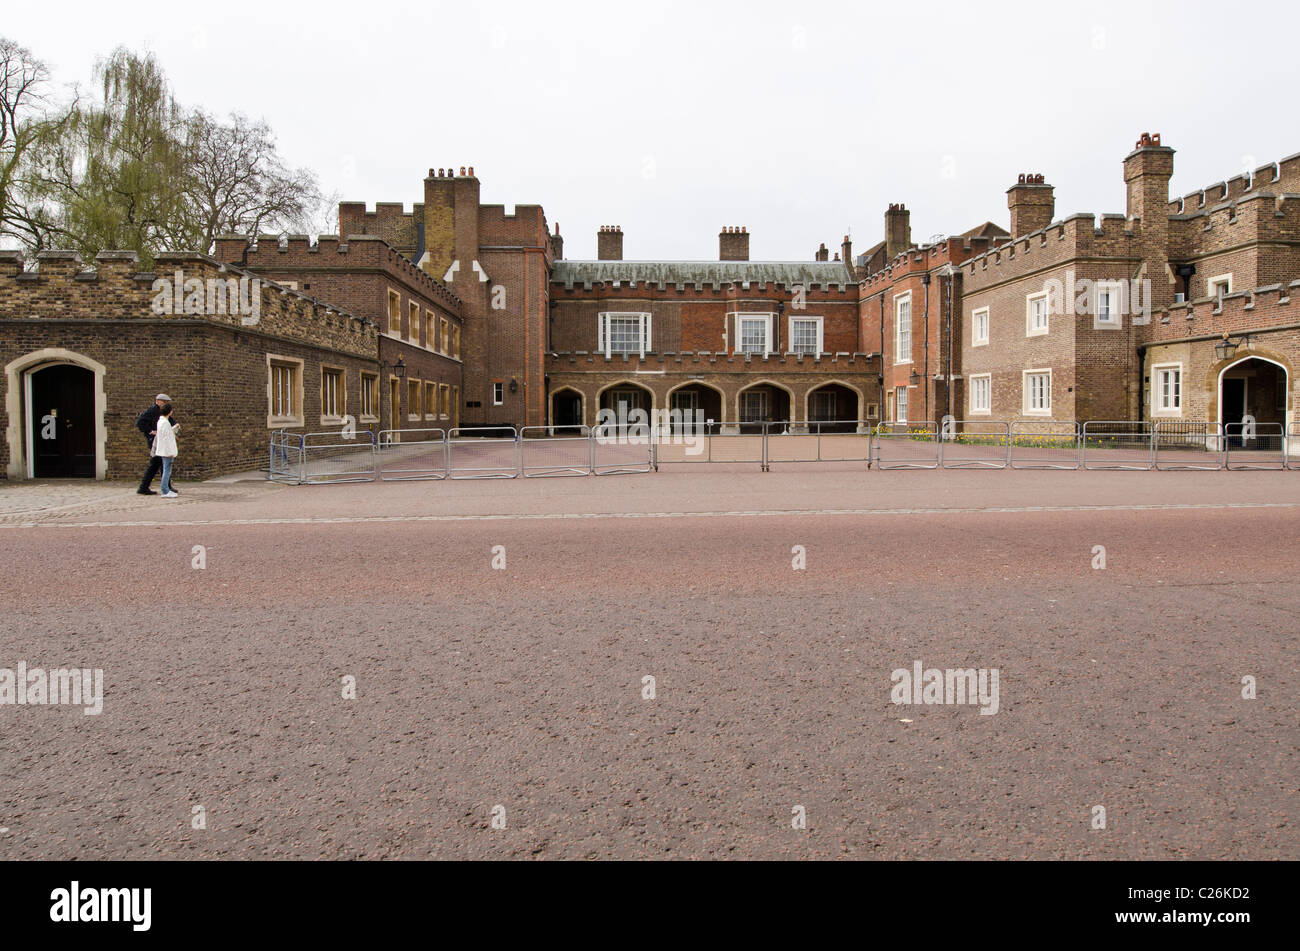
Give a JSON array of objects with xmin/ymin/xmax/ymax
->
[{"xmin": 152, "ymin": 402, "xmax": 180, "ymax": 499}]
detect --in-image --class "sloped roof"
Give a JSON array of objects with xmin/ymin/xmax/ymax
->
[
  {"xmin": 961, "ymin": 221, "xmax": 1010, "ymax": 239},
  {"xmin": 551, "ymin": 259, "xmax": 855, "ymax": 290}
]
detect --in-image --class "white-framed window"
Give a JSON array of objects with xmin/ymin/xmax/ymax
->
[
  {"xmin": 972, "ymin": 307, "xmax": 989, "ymax": 347},
  {"xmin": 321, "ymin": 366, "xmax": 345, "ymax": 423},
  {"xmin": 737, "ymin": 314, "xmax": 773, "ymax": 355},
  {"xmin": 1208, "ymin": 273, "xmax": 1232, "ymax": 304},
  {"xmin": 740, "ymin": 390, "xmax": 769, "ymax": 422},
  {"xmin": 1023, "ymin": 369, "xmax": 1052, "ymax": 416},
  {"xmin": 1153, "ymin": 364, "xmax": 1182, "ymax": 414},
  {"xmin": 267, "ymin": 355, "xmax": 304, "ymax": 428},
  {"xmin": 790, "ymin": 316, "xmax": 823, "ymax": 356},
  {"xmin": 1095, "ymin": 281, "xmax": 1124, "ymax": 327},
  {"xmin": 894, "ymin": 293, "xmax": 912, "ymax": 364},
  {"xmin": 970, "ymin": 374, "xmax": 991, "ymax": 415},
  {"xmin": 492, "ymin": 381, "xmax": 504, "ymax": 406},
  {"xmin": 1026, "ymin": 292, "xmax": 1049, "ymax": 337},
  {"xmin": 598, "ymin": 312, "xmax": 652, "ymax": 357},
  {"xmin": 895, "ymin": 386, "xmax": 908, "ymax": 424}
]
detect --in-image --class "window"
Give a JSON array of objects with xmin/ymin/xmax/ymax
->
[
  {"xmin": 809, "ymin": 389, "xmax": 837, "ymax": 421},
  {"xmin": 425, "ymin": 311, "xmax": 436, "ymax": 348},
  {"xmin": 1208, "ymin": 274, "xmax": 1232, "ymax": 304},
  {"xmin": 791, "ymin": 316, "xmax": 823, "ymax": 356},
  {"xmin": 407, "ymin": 380, "xmax": 421, "ymax": 420},
  {"xmin": 321, "ymin": 367, "xmax": 344, "ymax": 422},
  {"xmin": 452, "ymin": 386, "xmax": 459, "ymax": 426},
  {"xmin": 267, "ymin": 356, "xmax": 304, "ymax": 427},
  {"xmin": 1023, "ymin": 370, "xmax": 1051, "ymax": 416},
  {"xmin": 387, "ymin": 290, "xmax": 401, "ymax": 335},
  {"xmin": 441, "ymin": 318, "xmax": 450, "ymax": 354},
  {"xmin": 408, "ymin": 302, "xmax": 418, "ymax": 341},
  {"xmin": 1026, "ymin": 292, "xmax": 1049, "ymax": 337},
  {"xmin": 895, "ymin": 386, "xmax": 908, "ymax": 424},
  {"xmin": 492, "ymin": 382, "xmax": 504, "ymax": 406},
  {"xmin": 740, "ymin": 390, "xmax": 769, "ymax": 422},
  {"xmin": 452, "ymin": 326, "xmax": 460, "ymax": 359},
  {"xmin": 1095, "ymin": 282, "xmax": 1124, "ymax": 327},
  {"xmin": 424, "ymin": 382, "xmax": 437, "ymax": 419},
  {"xmin": 1154, "ymin": 364, "xmax": 1182, "ymax": 414},
  {"xmin": 895, "ymin": 293, "xmax": 912, "ymax": 363},
  {"xmin": 970, "ymin": 374, "xmax": 991, "ymax": 415},
  {"xmin": 440, "ymin": 383, "xmax": 450, "ymax": 417},
  {"xmin": 738, "ymin": 315, "xmax": 771, "ymax": 355},
  {"xmin": 360, "ymin": 372, "xmax": 378, "ymax": 420},
  {"xmin": 598, "ymin": 312, "xmax": 652, "ymax": 357},
  {"xmin": 972, "ymin": 308, "xmax": 989, "ymax": 347}
]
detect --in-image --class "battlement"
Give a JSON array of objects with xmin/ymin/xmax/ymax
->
[
  {"xmin": 547, "ymin": 350, "xmax": 877, "ymax": 371},
  {"xmin": 0, "ymin": 249, "xmax": 378, "ymax": 358},
  {"xmin": 1169, "ymin": 149, "xmax": 1300, "ymax": 214},
  {"xmin": 963, "ymin": 213, "xmax": 1139, "ymax": 284},
  {"xmin": 548, "ymin": 276, "xmax": 857, "ymax": 297},
  {"xmin": 1145, "ymin": 280, "xmax": 1299, "ymax": 345},
  {"xmin": 212, "ymin": 233, "xmax": 463, "ymax": 314},
  {"xmin": 478, "ymin": 203, "xmax": 549, "ymax": 247}
]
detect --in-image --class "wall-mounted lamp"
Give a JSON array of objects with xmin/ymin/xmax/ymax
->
[
  {"xmin": 1214, "ymin": 333, "xmax": 1252, "ymax": 363},
  {"xmin": 509, "ymin": 378, "xmax": 519, "ymax": 393}
]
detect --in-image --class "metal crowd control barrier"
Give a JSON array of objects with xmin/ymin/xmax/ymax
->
[
  {"xmin": 1009, "ymin": 420, "xmax": 1080, "ymax": 469},
  {"xmin": 650, "ymin": 421, "xmax": 765, "ymax": 469},
  {"xmin": 448, "ymin": 427, "xmax": 520, "ymax": 479},
  {"xmin": 1154, "ymin": 421, "xmax": 1224, "ymax": 471},
  {"xmin": 521, "ymin": 426, "xmax": 593, "ymax": 477},
  {"xmin": 1082, "ymin": 421, "xmax": 1154, "ymax": 470},
  {"xmin": 1290, "ymin": 428, "xmax": 1300, "ymax": 470},
  {"xmin": 592, "ymin": 424, "xmax": 654, "ymax": 475},
  {"xmin": 871, "ymin": 422, "xmax": 939, "ymax": 470},
  {"xmin": 1225, "ymin": 422, "xmax": 1287, "ymax": 470},
  {"xmin": 269, "ymin": 430, "xmax": 303, "ymax": 483},
  {"xmin": 765, "ymin": 421, "xmax": 873, "ymax": 467},
  {"xmin": 378, "ymin": 428, "xmax": 448, "ymax": 481},
  {"xmin": 301, "ymin": 430, "xmax": 377, "ymax": 484},
  {"xmin": 940, "ymin": 420, "xmax": 1011, "ymax": 469}
]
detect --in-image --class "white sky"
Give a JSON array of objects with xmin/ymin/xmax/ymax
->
[{"xmin": 9, "ymin": 0, "xmax": 1299, "ymax": 261}]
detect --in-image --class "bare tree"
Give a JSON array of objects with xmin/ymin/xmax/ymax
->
[{"xmin": 0, "ymin": 37, "xmax": 56, "ymax": 249}]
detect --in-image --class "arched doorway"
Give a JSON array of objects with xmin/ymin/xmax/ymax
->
[
  {"xmin": 6, "ymin": 349, "xmax": 108, "ymax": 480},
  {"xmin": 551, "ymin": 388, "xmax": 584, "ymax": 432},
  {"xmin": 667, "ymin": 382, "xmax": 724, "ymax": 433},
  {"xmin": 736, "ymin": 381, "xmax": 792, "ymax": 434},
  {"xmin": 1219, "ymin": 356, "xmax": 1288, "ymax": 450},
  {"xmin": 806, "ymin": 382, "xmax": 862, "ymax": 432},
  {"xmin": 597, "ymin": 381, "xmax": 654, "ymax": 434}
]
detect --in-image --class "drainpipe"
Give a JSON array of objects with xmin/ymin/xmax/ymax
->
[
  {"xmin": 942, "ymin": 265, "xmax": 956, "ymax": 423},
  {"xmin": 921, "ymin": 271, "xmax": 931, "ymax": 422}
]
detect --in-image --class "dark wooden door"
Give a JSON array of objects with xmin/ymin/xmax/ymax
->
[{"xmin": 30, "ymin": 364, "xmax": 95, "ymax": 478}]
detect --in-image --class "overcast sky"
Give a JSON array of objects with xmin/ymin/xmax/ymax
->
[{"xmin": 9, "ymin": 0, "xmax": 1299, "ymax": 261}]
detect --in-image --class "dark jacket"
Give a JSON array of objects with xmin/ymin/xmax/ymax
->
[{"xmin": 136, "ymin": 405, "xmax": 176, "ymax": 442}]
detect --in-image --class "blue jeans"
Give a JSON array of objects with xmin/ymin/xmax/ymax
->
[{"xmin": 160, "ymin": 457, "xmax": 174, "ymax": 494}]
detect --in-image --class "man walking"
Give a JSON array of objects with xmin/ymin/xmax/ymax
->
[{"xmin": 136, "ymin": 394, "xmax": 179, "ymax": 495}]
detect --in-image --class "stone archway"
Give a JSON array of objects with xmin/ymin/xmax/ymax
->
[{"xmin": 6, "ymin": 348, "xmax": 109, "ymax": 480}]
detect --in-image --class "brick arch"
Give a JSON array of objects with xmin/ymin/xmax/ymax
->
[
  {"xmin": 1206, "ymin": 347, "xmax": 1293, "ymax": 427},
  {"xmin": 666, "ymin": 379, "xmax": 728, "ymax": 424},
  {"xmin": 547, "ymin": 385, "xmax": 586, "ymax": 429},
  {"xmin": 735, "ymin": 378, "xmax": 797, "ymax": 424},
  {"xmin": 803, "ymin": 379, "xmax": 864, "ymax": 422},
  {"xmin": 5, "ymin": 348, "xmax": 109, "ymax": 480}
]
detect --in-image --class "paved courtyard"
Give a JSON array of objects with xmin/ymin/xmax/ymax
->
[{"xmin": 0, "ymin": 466, "xmax": 1296, "ymax": 859}]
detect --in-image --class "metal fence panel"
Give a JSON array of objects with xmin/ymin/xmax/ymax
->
[
  {"xmin": 301, "ymin": 430, "xmax": 377, "ymax": 484},
  {"xmin": 941, "ymin": 420, "xmax": 1011, "ymax": 469},
  {"xmin": 1154, "ymin": 421, "xmax": 1224, "ymax": 471},
  {"xmin": 521, "ymin": 426, "xmax": 593, "ymax": 477},
  {"xmin": 872, "ymin": 422, "xmax": 939, "ymax": 470},
  {"xmin": 378, "ymin": 428, "xmax": 448, "ymax": 481},
  {"xmin": 592, "ymin": 424, "xmax": 654, "ymax": 475},
  {"xmin": 1290, "ymin": 430, "xmax": 1300, "ymax": 470},
  {"xmin": 269, "ymin": 431, "xmax": 303, "ymax": 483},
  {"xmin": 1083, "ymin": 421, "xmax": 1154, "ymax": 470},
  {"xmin": 765, "ymin": 421, "xmax": 872, "ymax": 466},
  {"xmin": 448, "ymin": 427, "xmax": 520, "ymax": 479},
  {"xmin": 1010, "ymin": 421, "xmax": 1080, "ymax": 469},
  {"xmin": 651, "ymin": 422, "xmax": 764, "ymax": 468},
  {"xmin": 1225, "ymin": 422, "xmax": 1286, "ymax": 470}
]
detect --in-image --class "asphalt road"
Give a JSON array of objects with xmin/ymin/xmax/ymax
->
[{"xmin": 0, "ymin": 469, "xmax": 1296, "ymax": 859}]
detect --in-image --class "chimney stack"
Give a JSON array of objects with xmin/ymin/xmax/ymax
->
[
  {"xmin": 719, "ymin": 226, "xmax": 749, "ymax": 261},
  {"xmin": 550, "ymin": 222, "xmax": 564, "ymax": 261},
  {"xmin": 841, "ymin": 234, "xmax": 855, "ymax": 279},
  {"xmin": 597, "ymin": 225, "xmax": 623, "ymax": 261},
  {"xmin": 1124, "ymin": 132, "xmax": 1176, "ymax": 308},
  {"xmin": 885, "ymin": 204, "xmax": 911, "ymax": 259},
  {"xmin": 815, "ymin": 243, "xmax": 829, "ymax": 262},
  {"xmin": 1007, "ymin": 173, "xmax": 1055, "ymax": 237}
]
